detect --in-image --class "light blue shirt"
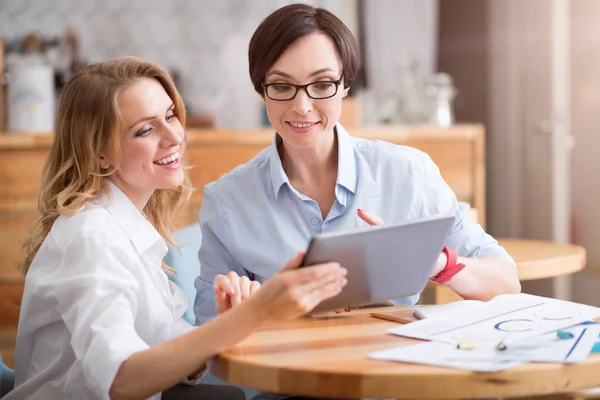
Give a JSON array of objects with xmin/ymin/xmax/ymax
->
[{"xmin": 194, "ymin": 124, "xmax": 514, "ymax": 325}]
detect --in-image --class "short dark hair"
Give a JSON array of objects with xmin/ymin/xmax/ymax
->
[{"xmin": 248, "ymin": 3, "xmax": 360, "ymax": 95}]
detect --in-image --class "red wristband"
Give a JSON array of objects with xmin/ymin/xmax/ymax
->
[{"xmin": 431, "ymin": 246, "xmax": 466, "ymax": 284}]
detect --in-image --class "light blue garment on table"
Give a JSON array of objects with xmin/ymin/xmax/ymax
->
[{"xmin": 194, "ymin": 123, "xmax": 515, "ymax": 325}]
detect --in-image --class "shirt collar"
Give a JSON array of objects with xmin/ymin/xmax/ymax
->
[
  {"xmin": 268, "ymin": 134, "xmax": 291, "ymax": 199},
  {"xmin": 335, "ymin": 123, "xmax": 357, "ymax": 194},
  {"xmin": 102, "ymin": 180, "xmax": 164, "ymax": 256},
  {"xmin": 268, "ymin": 123, "xmax": 357, "ymax": 199}
]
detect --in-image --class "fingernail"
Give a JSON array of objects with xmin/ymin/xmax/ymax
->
[
  {"xmin": 357, "ymin": 208, "xmax": 363, "ymax": 212},
  {"xmin": 340, "ymin": 268, "xmax": 348, "ymax": 276}
]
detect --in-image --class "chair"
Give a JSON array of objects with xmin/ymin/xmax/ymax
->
[
  {"xmin": 165, "ymin": 224, "xmax": 203, "ymax": 324},
  {"xmin": 0, "ymin": 351, "xmax": 15, "ymax": 398},
  {"xmin": 165, "ymin": 224, "xmax": 258, "ymax": 399}
]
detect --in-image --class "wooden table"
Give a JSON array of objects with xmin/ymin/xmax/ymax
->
[
  {"xmin": 209, "ymin": 306, "xmax": 600, "ymax": 399},
  {"xmin": 499, "ymin": 238, "xmax": 586, "ymax": 281}
]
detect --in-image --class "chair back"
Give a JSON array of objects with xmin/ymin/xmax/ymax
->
[
  {"xmin": 0, "ymin": 351, "xmax": 15, "ymax": 398},
  {"xmin": 164, "ymin": 224, "xmax": 259, "ymax": 397},
  {"xmin": 165, "ymin": 223, "xmax": 202, "ymax": 324}
]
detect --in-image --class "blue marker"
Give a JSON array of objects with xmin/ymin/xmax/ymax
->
[{"xmin": 557, "ymin": 330, "xmax": 574, "ymax": 339}]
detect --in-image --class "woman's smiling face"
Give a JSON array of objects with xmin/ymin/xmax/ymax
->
[
  {"xmin": 263, "ymin": 33, "xmax": 346, "ymax": 150},
  {"xmin": 101, "ymin": 78, "xmax": 185, "ymax": 208}
]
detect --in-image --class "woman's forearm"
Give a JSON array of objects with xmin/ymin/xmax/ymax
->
[
  {"xmin": 109, "ymin": 298, "xmax": 268, "ymax": 400},
  {"xmin": 445, "ymin": 256, "xmax": 521, "ymax": 301}
]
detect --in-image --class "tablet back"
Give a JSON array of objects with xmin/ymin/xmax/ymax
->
[{"xmin": 302, "ymin": 214, "xmax": 455, "ymax": 313}]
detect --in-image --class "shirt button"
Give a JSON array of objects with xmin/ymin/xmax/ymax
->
[{"xmin": 311, "ymin": 218, "xmax": 320, "ymax": 225}]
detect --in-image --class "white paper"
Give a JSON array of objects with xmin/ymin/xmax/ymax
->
[
  {"xmin": 369, "ymin": 341, "xmax": 524, "ymax": 372},
  {"xmin": 390, "ymin": 293, "xmax": 600, "ymax": 345},
  {"xmin": 453, "ymin": 324, "xmax": 600, "ymax": 363},
  {"xmin": 413, "ymin": 299, "xmax": 484, "ymax": 320},
  {"xmin": 368, "ymin": 324, "xmax": 600, "ymax": 370}
]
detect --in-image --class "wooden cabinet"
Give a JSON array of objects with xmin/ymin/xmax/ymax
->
[
  {"xmin": 0, "ymin": 124, "xmax": 485, "ymax": 365},
  {"xmin": 181, "ymin": 124, "xmax": 486, "ymax": 229},
  {"xmin": 0, "ymin": 38, "xmax": 4, "ymax": 130}
]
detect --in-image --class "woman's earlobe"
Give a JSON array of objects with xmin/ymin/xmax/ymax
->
[
  {"xmin": 98, "ymin": 155, "xmax": 110, "ymax": 170},
  {"xmin": 343, "ymin": 88, "xmax": 350, "ymax": 97}
]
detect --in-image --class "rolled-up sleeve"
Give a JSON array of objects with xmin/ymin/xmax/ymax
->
[
  {"xmin": 194, "ymin": 188, "xmax": 249, "ymax": 326},
  {"xmin": 416, "ymin": 154, "xmax": 516, "ymax": 269},
  {"xmin": 36, "ymin": 232, "xmax": 149, "ymax": 399}
]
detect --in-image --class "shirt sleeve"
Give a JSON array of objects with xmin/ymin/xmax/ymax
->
[
  {"xmin": 194, "ymin": 187, "xmax": 250, "ymax": 326},
  {"xmin": 35, "ymin": 231, "xmax": 150, "ymax": 400},
  {"xmin": 169, "ymin": 279, "xmax": 197, "ymax": 338},
  {"xmin": 416, "ymin": 153, "xmax": 516, "ymax": 269}
]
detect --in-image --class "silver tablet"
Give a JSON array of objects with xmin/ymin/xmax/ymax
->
[{"xmin": 302, "ymin": 214, "xmax": 455, "ymax": 313}]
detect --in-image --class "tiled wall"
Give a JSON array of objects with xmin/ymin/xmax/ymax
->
[{"xmin": 0, "ymin": 0, "xmax": 355, "ymax": 128}]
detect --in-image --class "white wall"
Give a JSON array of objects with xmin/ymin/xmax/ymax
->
[
  {"xmin": 362, "ymin": 0, "xmax": 438, "ymax": 96},
  {"xmin": 0, "ymin": 0, "xmax": 356, "ymax": 129},
  {"xmin": 570, "ymin": 0, "xmax": 600, "ymax": 303},
  {"xmin": 0, "ymin": 0, "xmax": 443, "ymax": 129}
]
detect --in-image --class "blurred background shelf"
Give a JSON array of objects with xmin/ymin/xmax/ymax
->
[{"xmin": 0, "ymin": 123, "xmax": 486, "ymax": 369}]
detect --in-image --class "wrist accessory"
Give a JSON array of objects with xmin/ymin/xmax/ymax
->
[{"xmin": 431, "ymin": 246, "xmax": 466, "ymax": 284}]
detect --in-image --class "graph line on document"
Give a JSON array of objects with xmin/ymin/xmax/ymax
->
[
  {"xmin": 494, "ymin": 319, "xmax": 539, "ymax": 332},
  {"xmin": 430, "ymin": 302, "xmax": 546, "ymax": 337}
]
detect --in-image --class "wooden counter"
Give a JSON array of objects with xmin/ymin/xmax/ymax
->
[{"xmin": 0, "ymin": 124, "xmax": 485, "ymax": 336}]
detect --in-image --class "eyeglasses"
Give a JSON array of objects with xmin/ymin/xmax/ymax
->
[{"xmin": 262, "ymin": 73, "xmax": 343, "ymax": 101}]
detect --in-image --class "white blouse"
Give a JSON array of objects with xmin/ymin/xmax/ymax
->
[{"xmin": 7, "ymin": 182, "xmax": 198, "ymax": 400}]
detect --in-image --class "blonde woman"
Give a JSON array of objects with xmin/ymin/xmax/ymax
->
[{"xmin": 7, "ymin": 57, "xmax": 348, "ymax": 400}]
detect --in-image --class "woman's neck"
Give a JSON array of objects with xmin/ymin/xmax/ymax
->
[
  {"xmin": 279, "ymin": 130, "xmax": 338, "ymax": 185},
  {"xmin": 109, "ymin": 178, "xmax": 152, "ymax": 213}
]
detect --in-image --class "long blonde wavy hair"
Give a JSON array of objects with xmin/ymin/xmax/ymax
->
[{"xmin": 20, "ymin": 57, "xmax": 192, "ymax": 275}]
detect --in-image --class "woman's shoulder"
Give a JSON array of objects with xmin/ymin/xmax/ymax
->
[
  {"xmin": 28, "ymin": 205, "xmax": 142, "ymax": 294},
  {"xmin": 49, "ymin": 203, "xmax": 127, "ymax": 249},
  {"xmin": 351, "ymin": 136, "xmax": 431, "ymax": 167}
]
